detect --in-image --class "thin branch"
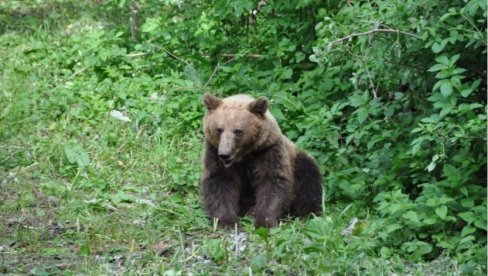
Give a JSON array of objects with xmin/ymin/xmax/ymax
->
[
  {"xmin": 126, "ymin": 52, "xmax": 149, "ymax": 57},
  {"xmin": 67, "ymin": 67, "xmax": 87, "ymax": 80},
  {"xmin": 203, "ymin": 55, "xmax": 237, "ymax": 89},
  {"xmin": 149, "ymin": 43, "xmax": 191, "ymax": 66},
  {"xmin": 459, "ymin": 11, "xmax": 487, "ymax": 46},
  {"xmin": 221, "ymin": 53, "xmax": 265, "ymax": 59},
  {"xmin": 327, "ymin": 28, "xmax": 421, "ymax": 47},
  {"xmin": 222, "ymin": 56, "xmax": 236, "ymax": 65},
  {"xmin": 204, "ymin": 65, "xmax": 219, "ymax": 89},
  {"xmin": 363, "ymin": 59, "xmax": 378, "ymax": 99}
]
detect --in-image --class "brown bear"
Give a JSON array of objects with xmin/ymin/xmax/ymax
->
[{"xmin": 200, "ymin": 93, "xmax": 323, "ymax": 228}]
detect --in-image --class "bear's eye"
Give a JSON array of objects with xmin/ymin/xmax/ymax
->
[
  {"xmin": 216, "ymin": 128, "xmax": 224, "ymax": 134},
  {"xmin": 233, "ymin": 129, "xmax": 243, "ymax": 136}
]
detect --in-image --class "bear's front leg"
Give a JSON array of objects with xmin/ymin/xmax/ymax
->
[
  {"xmin": 201, "ymin": 173, "xmax": 241, "ymax": 228},
  {"xmin": 201, "ymin": 143, "xmax": 242, "ymax": 229},
  {"xmin": 251, "ymin": 144, "xmax": 294, "ymax": 228},
  {"xmin": 253, "ymin": 176, "xmax": 292, "ymax": 228}
]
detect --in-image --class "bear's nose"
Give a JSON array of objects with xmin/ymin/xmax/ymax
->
[{"xmin": 218, "ymin": 154, "xmax": 231, "ymax": 161}]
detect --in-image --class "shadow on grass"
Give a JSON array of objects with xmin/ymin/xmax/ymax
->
[{"xmin": 0, "ymin": 0, "xmax": 126, "ymax": 35}]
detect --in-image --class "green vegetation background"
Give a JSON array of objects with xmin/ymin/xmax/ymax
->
[{"xmin": 0, "ymin": 0, "xmax": 486, "ymax": 274}]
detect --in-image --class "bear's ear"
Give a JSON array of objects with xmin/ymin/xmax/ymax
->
[
  {"xmin": 203, "ymin": 92, "xmax": 222, "ymax": 111},
  {"xmin": 249, "ymin": 96, "xmax": 268, "ymax": 116}
]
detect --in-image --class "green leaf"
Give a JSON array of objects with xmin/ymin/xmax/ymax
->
[
  {"xmin": 64, "ymin": 143, "xmax": 90, "ymax": 167},
  {"xmin": 79, "ymin": 243, "xmax": 91, "ymax": 256},
  {"xmin": 452, "ymin": 68, "xmax": 467, "ymax": 75},
  {"xmin": 435, "ymin": 206, "xmax": 448, "ymax": 220},
  {"xmin": 481, "ymin": 0, "xmax": 487, "ymax": 12},
  {"xmin": 450, "ymin": 77, "xmax": 462, "ymax": 90},
  {"xmin": 439, "ymin": 105, "xmax": 453, "ymax": 117},
  {"xmin": 435, "ymin": 55, "xmax": 449, "ymax": 65},
  {"xmin": 438, "ymin": 240, "xmax": 455, "ymax": 250},
  {"xmin": 461, "ymin": 226, "xmax": 476, "ymax": 237},
  {"xmin": 440, "ymin": 80, "xmax": 452, "ymax": 96},
  {"xmin": 270, "ymin": 107, "xmax": 285, "ymax": 122},
  {"xmin": 404, "ymin": 241, "xmax": 433, "ymax": 256},
  {"xmin": 141, "ymin": 18, "xmax": 159, "ymax": 33},
  {"xmin": 255, "ymin": 227, "xmax": 269, "ymax": 241},
  {"xmin": 428, "ymin": 63, "xmax": 448, "ymax": 72},
  {"xmin": 464, "ymin": 0, "xmax": 480, "ymax": 16},
  {"xmin": 432, "ymin": 41, "xmax": 446, "ymax": 53},
  {"xmin": 461, "ymin": 199, "xmax": 474, "ymax": 208},
  {"xmin": 281, "ymin": 68, "xmax": 293, "ymax": 79},
  {"xmin": 462, "ymin": 79, "xmax": 481, "ymax": 97},
  {"xmin": 435, "ymin": 71, "xmax": 449, "ymax": 79},
  {"xmin": 459, "ymin": 211, "xmax": 475, "ymax": 224},
  {"xmin": 348, "ymin": 93, "xmax": 367, "ymax": 107},
  {"xmin": 433, "ymin": 80, "xmax": 442, "ymax": 91},
  {"xmin": 469, "ymin": 103, "xmax": 483, "ymax": 109},
  {"xmin": 417, "ymin": 242, "xmax": 433, "ymax": 255},
  {"xmin": 402, "ymin": 211, "xmax": 420, "ymax": 224},
  {"xmin": 449, "ymin": 54, "xmax": 460, "ymax": 66},
  {"xmin": 474, "ymin": 219, "xmax": 487, "ymax": 230},
  {"xmin": 208, "ymin": 239, "xmax": 225, "ymax": 261},
  {"xmin": 295, "ymin": 51, "xmax": 305, "ymax": 63},
  {"xmin": 386, "ymin": 223, "xmax": 402, "ymax": 233},
  {"xmin": 443, "ymin": 164, "xmax": 461, "ymax": 183},
  {"xmin": 461, "ymin": 88, "xmax": 474, "ymax": 97},
  {"xmin": 420, "ymin": 114, "xmax": 440, "ymax": 123},
  {"xmin": 356, "ymin": 107, "xmax": 369, "ymax": 123},
  {"xmin": 184, "ymin": 65, "xmax": 201, "ymax": 87},
  {"xmin": 470, "ymin": 79, "xmax": 481, "ymax": 89},
  {"xmin": 423, "ymin": 218, "xmax": 437, "ymax": 225},
  {"xmin": 384, "ymin": 105, "xmax": 395, "ymax": 116},
  {"xmin": 275, "ymin": 93, "xmax": 301, "ymax": 112}
]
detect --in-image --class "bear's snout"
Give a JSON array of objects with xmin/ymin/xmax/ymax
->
[
  {"xmin": 218, "ymin": 140, "xmax": 235, "ymax": 168},
  {"xmin": 218, "ymin": 145, "xmax": 234, "ymax": 167},
  {"xmin": 218, "ymin": 132, "xmax": 235, "ymax": 164}
]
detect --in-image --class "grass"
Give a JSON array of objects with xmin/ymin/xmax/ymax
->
[{"xmin": 0, "ymin": 1, "xmax": 477, "ymax": 275}]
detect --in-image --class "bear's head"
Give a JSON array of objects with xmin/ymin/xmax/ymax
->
[{"xmin": 203, "ymin": 93, "xmax": 280, "ymax": 168}]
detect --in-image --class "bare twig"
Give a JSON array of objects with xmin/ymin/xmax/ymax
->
[
  {"xmin": 67, "ymin": 67, "xmax": 87, "ymax": 80},
  {"xmin": 203, "ymin": 56, "xmax": 236, "ymax": 89},
  {"xmin": 126, "ymin": 52, "xmax": 149, "ymax": 57},
  {"xmin": 222, "ymin": 56, "xmax": 236, "ymax": 65},
  {"xmin": 363, "ymin": 61, "xmax": 378, "ymax": 99},
  {"xmin": 327, "ymin": 28, "xmax": 421, "ymax": 47},
  {"xmin": 149, "ymin": 43, "xmax": 192, "ymax": 66},
  {"xmin": 204, "ymin": 65, "xmax": 219, "ymax": 89},
  {"xmin": 221, "ymin": 53, "xmax": 265, "ymax": 59},
  {"xmin": 329, "ymin": 27, "xmax": 420, "ymax": 100}
]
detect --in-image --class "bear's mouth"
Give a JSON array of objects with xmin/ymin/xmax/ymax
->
[{"xmin": 221, "ymin": 159, "xmax": 234, "ymax": 168}]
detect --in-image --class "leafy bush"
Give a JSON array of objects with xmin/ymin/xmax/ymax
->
[
  {"xmin": 302, "ymin": 1, "xmax": 486, "ymax": 269},
  {"xmin": 130, "ymin": 0, "xmax": 487, "ymax": 268}
]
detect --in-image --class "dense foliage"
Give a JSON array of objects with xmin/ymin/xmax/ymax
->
[
  {"xmin": 137, "ymin": 0, "xmax": 487, "ymax": 267},
  {"xmin": 0, "ymin": 0, "xmax": 486, "ymax": 274}
]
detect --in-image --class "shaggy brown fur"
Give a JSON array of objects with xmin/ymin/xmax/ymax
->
[{"xmin": 200, "ymin": 93, "xmax": 322, "ymax": 228}]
